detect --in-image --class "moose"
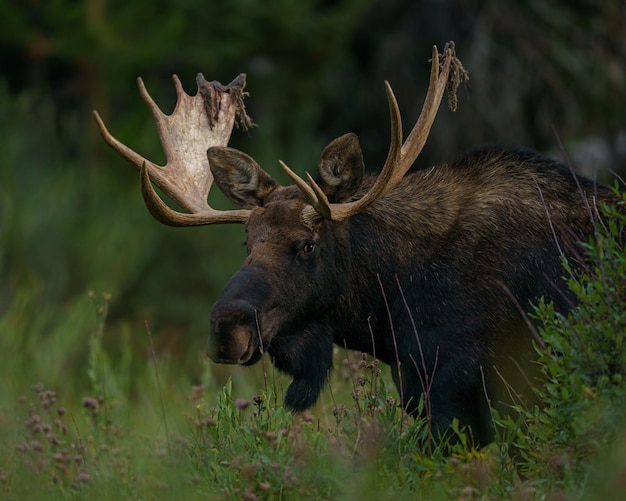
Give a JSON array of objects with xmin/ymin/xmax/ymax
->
[{"xmin": 94, "ymin": 43, "xmax": 617, "ymax": 445}]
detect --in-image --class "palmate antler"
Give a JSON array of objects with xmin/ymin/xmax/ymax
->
[
  {"xmin": 93, "ymin": 73, "xmax": 252, "ymax": 226},
  {"xmin": 282, "ymin": 42, "xmax": 463, "ymax": 224}
]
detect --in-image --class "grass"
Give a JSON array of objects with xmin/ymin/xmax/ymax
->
[{"xmin": 1, "ymin": 83, "xmax": 626, "ymax": 499}]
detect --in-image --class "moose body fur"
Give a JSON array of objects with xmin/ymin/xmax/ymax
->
[{"xmin": 208, "ymin": 140, "xmax": 615, "ymax": 445}]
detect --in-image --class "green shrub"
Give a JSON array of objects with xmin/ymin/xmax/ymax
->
[{"xmin": 512, "ymin": 187, "xmax": 626, "ymax": 494}]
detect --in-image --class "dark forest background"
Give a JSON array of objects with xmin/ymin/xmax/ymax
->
[{"xmin": 1, "ymin": 0, "xmax": 625, "ymax": 382}]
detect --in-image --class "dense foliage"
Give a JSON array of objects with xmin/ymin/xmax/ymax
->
[{"xmin": 515, "ymin": 189, "xmax": 626, "ymax": 493}]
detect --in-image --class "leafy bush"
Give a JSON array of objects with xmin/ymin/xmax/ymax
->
[{"xmin": 510, "ymin": 187, "xmax": 626, "ymax": 494}]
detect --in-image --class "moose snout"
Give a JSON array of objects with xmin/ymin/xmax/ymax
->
[{"xmin": 208, "ymin": 299, "xmax": 261, "ymax": 365}]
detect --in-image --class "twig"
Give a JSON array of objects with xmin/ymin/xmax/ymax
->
[{"xmin": 377, "ymin": 274, "xmax": 404, "ymax": 410}]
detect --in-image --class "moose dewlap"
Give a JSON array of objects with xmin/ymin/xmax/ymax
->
[{"xmin": 94, "ymin": 43, "xmax": 618, "ymax": 446}]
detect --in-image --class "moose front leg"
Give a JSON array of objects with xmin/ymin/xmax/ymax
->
[
  {"xmin": 267, "ymin": 327, "xmax": 334, "ymax": 412},
  {"xmin": 395, "ymin": 349, "xmax": 495, "ymax": 446}
]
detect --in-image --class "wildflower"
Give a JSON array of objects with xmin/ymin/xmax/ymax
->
[
  {"xmin": 31, "ymin": 382, "xmax": 44, "ymax": 393},
  {"xmin": 40, "ymin": 390, "xmax": 57, "ymax": 408},
  {"xmin": 263, "ymin": 431, "xmax": 278, "ymax": 442},
  {"xmin": 241, "ymin": 490, "xmax": 257, "ymax": 501},
  {"xmin": 236, "ymin": 398, "xmax": 251, "ymax": 410},
  {"xmin": 191, "ymin": 385, "xmax": 204, "ymax": 401},
  {"xmin": 83, "ymin": 397, "xmax": 98, "ymax": 410},
  {"xmin": 47, "ymin": 433, "xmax": 60, "ymax": 446}
]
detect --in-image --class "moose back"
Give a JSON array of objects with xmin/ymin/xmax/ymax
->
[{"xmin": 94, "ymin": 44, "xmax": 616, "ymax": 445}]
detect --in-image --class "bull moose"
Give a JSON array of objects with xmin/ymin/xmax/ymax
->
[{"xmin": 94, "ymin": 43, "xmax": 617, "ymax": 445}]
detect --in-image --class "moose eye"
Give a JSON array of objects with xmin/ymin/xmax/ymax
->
[{"xmin": 303, "ymin": 241, "xmax": 316, "ymax": 254}]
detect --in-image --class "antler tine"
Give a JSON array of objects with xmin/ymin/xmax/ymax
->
[
  {"xmin": 279, "ymin": 160, "xmax": 332, "ymax": 221},
  {"xmin": 93, "ymin": 73, "xmax": 251, "ymax": 226},
  {"xmin": 398, "ymin": 45, "xmax": 449, "ymax": 177},
  {"xmin": 93, "ymin": 109, "xmax": 155, "ymax": 180},
  {"xmin": 293, "ymin": 43, "xmax": 457, "ymax": 225},
  {"xmin": 329, "ymin": 45, "xmax": 452, "ymax": 222},
  {"xmin": 329, "ymin": 79, "xmax": 404, "ymax": 218}
]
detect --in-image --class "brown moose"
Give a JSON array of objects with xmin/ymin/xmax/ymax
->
[{"xmin": 94, "ymin": 43, "xmax": 617, "ymax": 445}]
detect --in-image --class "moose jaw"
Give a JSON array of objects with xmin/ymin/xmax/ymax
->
[{"xmin": 93, "ymin": 42, "xmax": 617, "ymax": 446}]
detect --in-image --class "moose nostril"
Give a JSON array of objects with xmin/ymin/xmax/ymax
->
[
  {"xmin": 211, "ymin": 316, "xmax": 227, "ymax": 335},
  {"xmin": 212, "ymin": 300, "xmax": 257, "ymax": 329}
]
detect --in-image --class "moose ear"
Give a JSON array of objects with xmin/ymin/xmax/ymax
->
[
  {"xmin": 208, "ymin": 147, "xmax": 279, "ymax": 208},
  {"xmin": 316, "ymin": 133, "xmax": 365, "ymax": 202}
]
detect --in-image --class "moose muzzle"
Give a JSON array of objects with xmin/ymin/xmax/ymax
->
[{"xmin": 207, "ymin": 267, "xmax": 270, "ymax": 365}]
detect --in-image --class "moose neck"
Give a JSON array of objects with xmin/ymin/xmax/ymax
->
[{"xmin": 331, "ymin": 167, "xmax": 463, "ymax": 360}]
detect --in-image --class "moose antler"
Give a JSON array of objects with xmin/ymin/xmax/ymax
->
[
  {"xmin": 93, "ymin": 74, "xmax": 251, "ymax": 226},
  {"xmin": 282, "ymin": 42, "xmax": 464, "ymax": 224}
]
